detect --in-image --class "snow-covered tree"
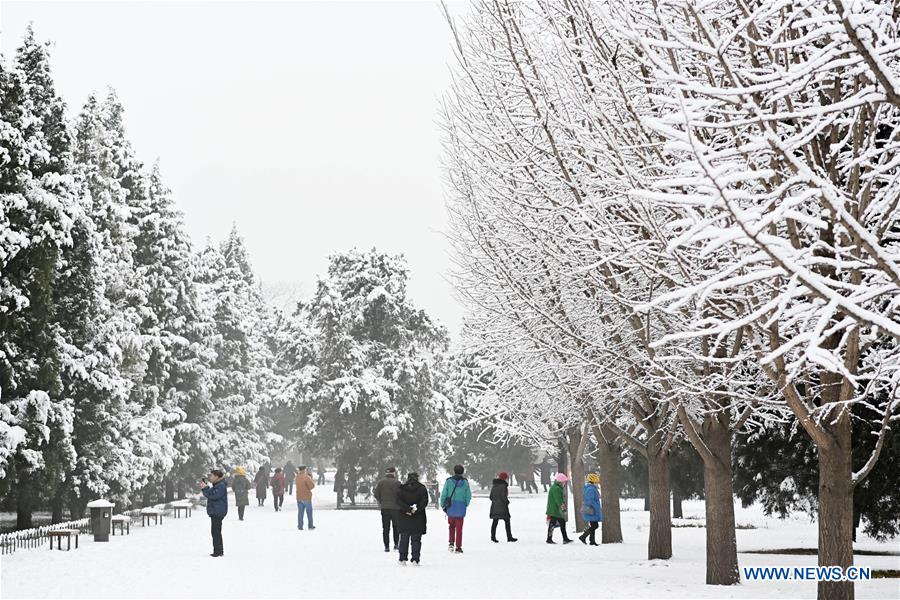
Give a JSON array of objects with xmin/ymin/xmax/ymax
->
[
  {"xmin": 0, "ymin": 28, "xmax": 78, "ymax": 527},
  {"xmin": 191, "ymin": 227, "xmax": 275, "ymax": 474},
  {"xmin": 276, "ymin": 249, "xmax": 452, "ymax": 480}
]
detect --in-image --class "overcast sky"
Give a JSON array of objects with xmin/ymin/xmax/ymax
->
[{"xmin": 1, "ymin": 0, "xmax": 468, "ymax": 335}]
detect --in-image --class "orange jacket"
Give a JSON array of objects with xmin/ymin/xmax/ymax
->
[{"xmin": 295, "ymin": 472, "xmax": 316, "ymax": 501}]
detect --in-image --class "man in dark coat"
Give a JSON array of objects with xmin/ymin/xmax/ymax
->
[
  {"xmin": 284, "ymin": 461, "xmax": 297, "ymax": 496},
  {"xmin": 540, "ymin": 460, "xmax": 552, "ymax": 492},
  {"xmin": 396, "ymin": 472, "xmax": 429, "ymax": 565},
  {"xmin": 489, "ymin": 472, "xmax": 518, "ymax": 543},
  {"xmin": 346, "ymin": 466, "xmax": 358, "ymax": 506},
  {"xmin": 254, "ymin": 466, "xmax": 269, "ymax": 506},
  {"xmin": 201, "ymin": 469, "xmax": 228, "ymax": 557},
  {"xmin": 373, "ymin": 467, "xmax": 402, "ymax": 552}
]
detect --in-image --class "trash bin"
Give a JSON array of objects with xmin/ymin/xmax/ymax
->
[{"xmin": 87, "ymin": 499, "xmax": 114, "ymax": 542}]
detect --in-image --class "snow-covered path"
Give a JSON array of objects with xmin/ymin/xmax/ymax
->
[{"xmin": 2, "ymin": 491, "xmax": 897, "ymax": 599}]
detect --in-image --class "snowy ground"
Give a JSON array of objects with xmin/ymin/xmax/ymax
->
[{"xmin": 1, "ymin": 488, "xmax": 897, "ymax": 599}]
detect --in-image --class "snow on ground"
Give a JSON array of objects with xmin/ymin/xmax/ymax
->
[{"xmin": 1, "ymin": 488, "xmax": 897, "ymax": 599}]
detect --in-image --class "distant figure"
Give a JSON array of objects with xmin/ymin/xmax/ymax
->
[
  {"xmin": 489, "ymin": 472, "xmax": 517, "ymax": 543},
  {"xmin": 579, "ymin": 473, "xmax": 602, "ymax": 546},
  {"xmin": 317, "ymin": 461, "xmax": 327, "ymax": 486},
  {"xmin": 373, "ymin": 467, "xmax": 401, "ymax": 552},
  {"xmin": 546, "ymin": 473, "xmax": 572, "ymax": 544},
  {"xmin": 333, "ymin": 467, "xmax": 345, "ymax": 508},
  {"xmin": 295, "ymin": 465, "xmax": 317, "ymax": 530},
  {"xmin": 232, "ymin": 466, "xmax": 251, "ymax": 521},
  {"xmin": 440, "ymin": 464, "xmax": 472, "ymax": 553},
  {"xmin": 397, "ymin": 472, "xmax": 429, "ymax": 565},
  {"xmin": 201, "ymin": 469, "xmax": 228, "ymax": 557},
  {"xmin": 425, "ymin": 472, "xmax": 440, "ymax": 508},
  {"xmin": 254, "ymin": 466, "xmax": 269, "ymax": 506},
  {"xmin": 346, "ymin": 466, "xmax": 358, "ymax": 506},
  {"xmin": 271, "ymin": 467, "xmax": 286, "ymax": 512},
  {"xmin": 524, "ymin": 466, "xmax": 539, "ymax": 494},
  {"xmin": 540, "ymin": 460, "xmax": 552, "ymax": 492},
  {"xmin": 284, "ymin": 461, "xmax": 297, "ymax": 496}
]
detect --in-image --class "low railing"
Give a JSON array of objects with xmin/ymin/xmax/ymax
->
[
  {"xmin": 0, "ymin": 498, "xmax": 201, "ymax": 556},
  {"xmin": 0, "ymin": 518, "xmax": 90, "ymax": 556}
]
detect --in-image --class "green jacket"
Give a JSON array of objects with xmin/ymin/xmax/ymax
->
[{"xmin": 546, "ymin": 481, "xmax": 567, "ymax": 520}]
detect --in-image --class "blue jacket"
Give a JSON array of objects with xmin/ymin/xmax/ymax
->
[
  {"xmin": 203, "ymin": 479, "xmax": 229, "ymax": 517},
  {"xmin": 440, "ymin": 476, "xmax": 472, "ymax": 518},
  {"xmin": 581, "ymin": 483, "xmax": 602, "ymax": 522}
]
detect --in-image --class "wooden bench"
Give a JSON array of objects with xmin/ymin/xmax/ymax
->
[
  {"xmin": 111, "ymin": 515, "xmax": 130, "ymax": 535},
  {"xmin": 48, "ymin": 529, "xmax": 79, "ymax": 551},
  {"xmin": 172, "ymin": 505, "xmax": 192, "ymax": 519},
  {"xmin": 141, "ymin": 509, "xmax": 163, "ymax": 527}
]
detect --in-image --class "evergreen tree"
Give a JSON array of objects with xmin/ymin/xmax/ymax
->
[
  {"xmin": 733, "ymin": 412, "xmax": 900, "ymax": 542},
  {"xmin": 192, "ymin": 227, "xmax": 274, "ymax": 473},
  {"xmin": 69, "ymin": 90, "xmax": 176, "ymax": 511},
  {"xmin": 130, "ymin": 164, "xmax": 207, "ymax": 501},
  {"xmin": 276, "ymin": 249, "xmax": 452, "ymax": 481},
  {"xmin": 0, "ymin": 28, "xmax": 78, "ymax": 528}
]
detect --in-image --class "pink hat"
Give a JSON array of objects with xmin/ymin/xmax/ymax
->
[{"xmin": 555, "ymin": 473, "xmax": 569, "ymax": 483}]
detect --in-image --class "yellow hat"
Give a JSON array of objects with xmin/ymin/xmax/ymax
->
[
  {"xmin": 587, "ymin": 473, "xmax": 600, "ymax": 484},
  {"xmin": 234, "ymin": 466, "xmax": 247, "ymax": 477}
]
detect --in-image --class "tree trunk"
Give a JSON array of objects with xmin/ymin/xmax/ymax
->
[
  {"xmin": 567, "ymin": 426, "xmax": 586, "ymax": 533},
  {"xmin": 50, "ymin": 488, "xmax": 65, "ymax": 524},
  {"xmin": 164, "ymin": 477, "xmax": 175, "ymax": 503},
  {"xmin": 702, "ymin": 416, "xmax": 740, "ymax": 585},
  {"xmin": 556, "ymin": 439, "xmax": 567, "ymax": 475},
  {"xmin": 817, "ymin": 405, "xmax": 854, "ymax": 600},
  {"xmin": 15, "ymin": 498, "xmax": 34, "ymax": 530},
  {"xmin": 643, "ymin": 494, "xmax": 650, "ymax": 511},
  {"xmin": 596, "ymin": 425, "xmax": 623, "ymax": 543},
  {"xmin": 647, "ymin": 444, "xmax": 672, "ymax": 560},
  {"xmin": 672, "ymin": 491, "xmax": 683, "ymax": 519}
]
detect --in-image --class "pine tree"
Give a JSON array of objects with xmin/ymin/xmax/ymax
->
[
  {"xmin": 129, "ymin": 164, "xmax": 208, "ymax": 501},
  {"xmin": 192, "ymin": 228, "xmax": 273, "ymax": 474},
  {"xmin": 0, "ymin": 28, "xmax": 78, "ymax": 528},
  {"xmin": 276, "ymin": 249, "xmax": 452, "ymax": 480},
  {"xmin": 69, "ymin": 90, "xmax": 179, "ymax": 511}
]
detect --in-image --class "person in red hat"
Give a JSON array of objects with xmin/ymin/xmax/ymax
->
[{"xmin": 489, "ymin": 472, "xmax": 518, "ymax": 543}]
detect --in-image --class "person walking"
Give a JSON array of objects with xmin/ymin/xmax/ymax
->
[
  {"xmin": 201, "ymin": 469, "xmax": 228, "ymax": 557},
  {"xmin": 373, "ymin": 467, "xmax": 402, "ymax": 552},
  {"xmin": 396, "ymin": 472, "xmax": 429, "ymax": 566},
  {"xmin": 489, "ymin": 472, "xmax": 518, "ymax": 543},
  {"xmin": 546, "ymin": 472, "xmax": 572, "ymax": 544},
  {"xmin": 232, "ymin": 466, "xmax": 251, "ymax": 521},
  {"xmin": 525, "ymin": 465, "xmax": 539, "ymax": 494},
  {"xmin": 254, "ymin": 466, "xmax": 269, "ymax": 506},
  {"xmin": 271, "ymin": 467, "xmax": 286, "ymax": 512},
  {"xmin": 540, "ymin": 460, "xmax": 552, "ymax": 492},
  {"xmin": 316, "ymin": 461, "xmax": 327, "ymax": 486},
  {"xmin": 295, "ymin": 465, "xmax": 316, "ymax": 530},
  {"xmin": 346, "ymin": 466, "xmax": 358, "ymax": 506},
  {"xmin": 440, "ymin": 464, "xmax": 472, "ymax": 553},
  {"xmin": 284, "ymin": 461, "xmax": 297, "ymax": 496},
  {"xmin": 333, "ymin": 466, "xmax": 345, "ymax": 508},
  {"xmin": 579, "ymin": 473, "xmax": 602, "ymax": 545}
]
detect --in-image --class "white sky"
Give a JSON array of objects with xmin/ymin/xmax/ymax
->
[{"xmin": 0, "ymin": 0, "xmax": 468, "ymax": 335}]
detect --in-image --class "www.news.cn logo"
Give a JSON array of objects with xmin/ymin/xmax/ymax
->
[{"xmin": 743, "ymin": 566, "xmax": 872, "ymax": 581}]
